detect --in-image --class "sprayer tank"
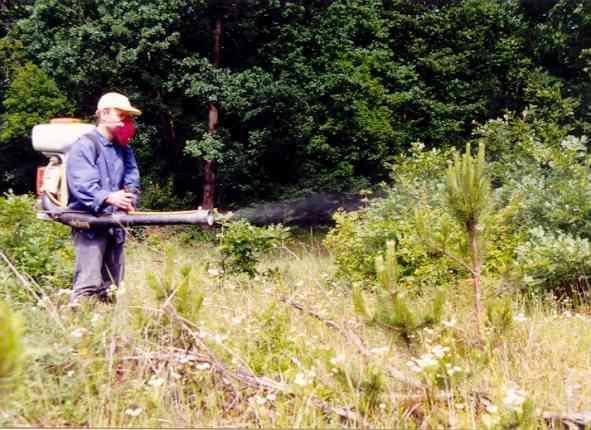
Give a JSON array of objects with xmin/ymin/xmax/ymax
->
[{"xmin": 32, "ymin": 122, "xmax": 95, "ymax": 156}]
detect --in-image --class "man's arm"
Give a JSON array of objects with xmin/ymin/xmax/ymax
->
[
  {"xmin": 66, "ymin": 138, "xmax": 110, "ymax": 214},
  {"xmin": 121, "ymin": 145, "xmax": 141, "ymax": 205}
]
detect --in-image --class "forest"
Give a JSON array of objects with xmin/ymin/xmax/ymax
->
[{"xmin": 2, "ymin": 0, "xmax": 591, "ymax": 428}]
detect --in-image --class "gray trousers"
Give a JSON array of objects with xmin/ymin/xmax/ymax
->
[{"xmin": 71, "ymin": 228, "xmax": 125, "ymax": 300}]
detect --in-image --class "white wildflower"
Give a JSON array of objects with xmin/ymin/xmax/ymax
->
[
  {"xmin": 513, "ymin": 313, "xmax": 527, "ymax": 322},
  {"xmin": 266, "ymin": 393, "xmax": 277, "ymax": 401},
  {"xmin": 210, "ymin": 333, "xmax": 227, "ymax": 344},
  {"xmin": 442, "ymin": 317, "xmax": 457, "ymax": 328},
  {"xmin": 90, "ymin": 313, "xmax": 102, "ymax": 325},
  {"xmin": 295, "ymin": 280, "xmax": 304, "ymax": 287},
  {"xmin": 369, "ymin": 346, "xmax": 389, "ymax": 355},
  {"xmin": 231, "ymin": 315, "xmax": 244, "ymax": 325},
  {"xmin": 330, "ymin": 354, "xmax": 346, "ymax": 365},
  {"xmin": 196, "ymin": 362, "xmax": 211, "ymax": 371},
  {"xmin": 207, "ymin": 268, "xmax": 221, "ymax": 277},
  {"xmin": 70, "ymin": 327, "xmax": 87, "ymax": 339},
  {"xmin": 294, "ymin": 372, "xmax": 309, "ymax": 386},
  {"xmin": 255, "ymin": 395, "xmax": 267, "ymax": 405},
  {"xmin": 148, "ymin": 376, "xmax": 165, "ymax": 388},
  {"xmin": 125, "ymin": 406, "xmax": 143, "ymax": 417},
  {"xmin": 502, "ymin": 383, "xmax": 527, "ymax": 412},
  {"xmin": 446, "ymin": 366, "xmax": 462, "ymax": 376},
  {"xmin": 431, "ymin": 345, "xmax": 449, "ymax": 358},
  {"xmin": 485, "ymin": 404, "xmax": 499, "ymax": 414},
  {"xmin": 416, "ymin": 353, "xmax": 437, "ymax": 369}
]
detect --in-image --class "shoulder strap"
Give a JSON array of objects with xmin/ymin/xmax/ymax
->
[{"xmin": 83, "ymin": 132, "xmax": 102, "ymax": 163}]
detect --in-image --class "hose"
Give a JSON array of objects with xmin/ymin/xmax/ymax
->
[{"xmin": 41, "ymin": 192, "xmax": 215, "ymax": 229}]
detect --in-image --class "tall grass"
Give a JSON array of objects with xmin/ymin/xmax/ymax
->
[{"xmin": 1, "ymin": 228, "xmax": 590, "ymax": 427}]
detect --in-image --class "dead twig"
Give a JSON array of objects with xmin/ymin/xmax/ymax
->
[
  {"xmin": 165, "ymin": 309, "xmax": 361, "ymax": 422},
  {"xmin": 280, "ymin": 296, "xmax": 423, "ymax": 390},
  {"xmin": 543, "ymin": 412, "xmax": 591, "ymax": 430},
  {"xmin": 0, "ymin": 249, "xmax": 65, "ymax": 330}
]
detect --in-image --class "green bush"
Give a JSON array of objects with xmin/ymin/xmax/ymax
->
[
  {"xmin": 246, "ymin": 304, "xmax": 301, "ymax": 376},
  {"xmin": 325, "ymin": 209, "xmax": 399, "ymax": 284},
  {"xmin": 516, "ymin": 227, "xmax": 591, "ymax": 296},
  {"xmin": 0, "ymin": 192, "xmax": 73, "ymax": 293},
  {"xmin": 325, "ymin": 143, "xmax": 466, "ymax": 290},
  {"xmin": 217, "ymin": 220, "xmax": 290, "ymax": 278},
  {"xmin": 0, "ymin": 300, "xmax": 23, "ymax": 389},
  {"xmin": 327, "ymin": 112, "xmax": 591, "ymax": 301},
  {"xmin": 139, "ymin": 177, "xmax": 197, "ymax": 211},
  {"xmin": 481, "ymin": 113, "xmax": 591, "ymax": 238}
]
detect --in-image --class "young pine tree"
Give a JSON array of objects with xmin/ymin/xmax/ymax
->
[
  {"xmin": 353, "ymin": 241, "xmax": 444, "ymax": 344},
  {"xmin": 445, "ymin": 142, "xmax": 492, "ymax": 337}
]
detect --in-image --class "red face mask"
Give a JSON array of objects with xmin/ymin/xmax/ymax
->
[{"xmin": 112, "ymin": 117, "xmax": 136, "ymax": 146}]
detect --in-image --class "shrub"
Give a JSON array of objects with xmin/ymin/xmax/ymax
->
[
  {"xmin": 246, "ymin": 304, "xmax": 300, "ymax": 376},
  {"xmin": 516, "ymin": 227, "xmax": 591, "ymax": 297},
  {"xmin": 0, "ymin": 192, "xmax": 73, "ymax": 292},
  {"xmin": 480, "ymin": 113, "xmax": 591, "ymax": 238},
  {"xmin": 325, "ymin": 209, "xmax": 399, "ymax": 284},
  {"xmin": 217, "ymin": 219, "xmax": 290, "ymax": 278},
  {"xmin": 0, "ymin": 300, "xmax": 23, "ymax": 389},
  {"xmin": 139, "ymin": 177, "xmax": 197, "ymax": 211},
  {"xmin": 325, "ymin": 143, "xmax": 466, "ymax": 290}
]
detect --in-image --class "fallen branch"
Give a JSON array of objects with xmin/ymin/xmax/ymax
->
[
  {"xmin": 543, "ymin": 411, "xmax": 591, "ymax": 430},
  {"xmin": 0, "ymin": 249, "xmax": 65, "ymax": 330},
  {"xmin": 159, "ymin": 308, "xmax": 361, "ymax": 422},
  {"xmin": 280, "ymin": 296, "xmax": 423, "ymax": 390}
]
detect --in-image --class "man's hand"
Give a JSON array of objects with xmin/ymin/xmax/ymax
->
[{"xmin": 105, "ymin": 190, "xmax": 135, "ymax": 212}]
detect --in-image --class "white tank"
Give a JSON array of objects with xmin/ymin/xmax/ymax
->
[{"xmin": 32, "ymin": 121, "xmax": 96, "ymax": 155}]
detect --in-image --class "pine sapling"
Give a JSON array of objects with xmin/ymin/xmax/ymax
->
[
  {"xmin": 353, "ymin": 241, "xmax": 445, "ymax": 345},
  {"xmin": 445, "ymin": 142, "xmax": 492, "ymax": 338}
]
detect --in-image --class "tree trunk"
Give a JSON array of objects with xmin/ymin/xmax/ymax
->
[
  {"xmin": 468, "ymin": 224, "xmax": 483, "ymax": 339},
  {"xmin": 202, "ymin": 16, "xmax": 223, "ymax": 210}
]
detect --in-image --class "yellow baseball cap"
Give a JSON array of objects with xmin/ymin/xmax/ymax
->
[{"xmin": 97, "ymin": 92, "xmax": 142, "ymax": 116}]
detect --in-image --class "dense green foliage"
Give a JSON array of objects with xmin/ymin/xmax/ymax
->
[
  {"xmin": 217, "ymin": 220, "xmax": 290, "ymax": 277},
  {"xmin": 0, "ymin": 300, "xmax": 23, "ymax": 388},
  {"xmin": 0, "ymin": 0, "xmax": 589, "ymax": 205},
  {"xmin": 326, "ymin": 109, "xmax": 591, "ymax": 296},
  {"xmin": 0, "ymin": 193, "xmax": 73, "ymax": 293}
]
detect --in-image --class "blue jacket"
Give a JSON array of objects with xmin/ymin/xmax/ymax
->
[{"xmin": 66, "ymin": 129, "xmax": 140, "ymax": 238}]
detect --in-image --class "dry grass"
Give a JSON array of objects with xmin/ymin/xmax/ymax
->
[{"xmin": 1, "ymin": 228, "xmax": 591, "ymax": 427}]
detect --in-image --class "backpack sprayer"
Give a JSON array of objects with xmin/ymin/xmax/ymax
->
[{"xmin": 33, "ymin": 118, "xmax": 215, "ymax": 228}]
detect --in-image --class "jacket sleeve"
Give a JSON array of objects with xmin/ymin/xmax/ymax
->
[
  {"xmin": 66, "ymin": 138, "xmax": 111, "ymax": 214},
  {"xmin": 121, "ymin": 145, "xmax": 141, "ymax": 202}
]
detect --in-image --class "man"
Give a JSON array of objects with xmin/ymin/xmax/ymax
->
[{"xmin": 66, "ymin": 92, "xmax": 142, "ymax": 305}]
